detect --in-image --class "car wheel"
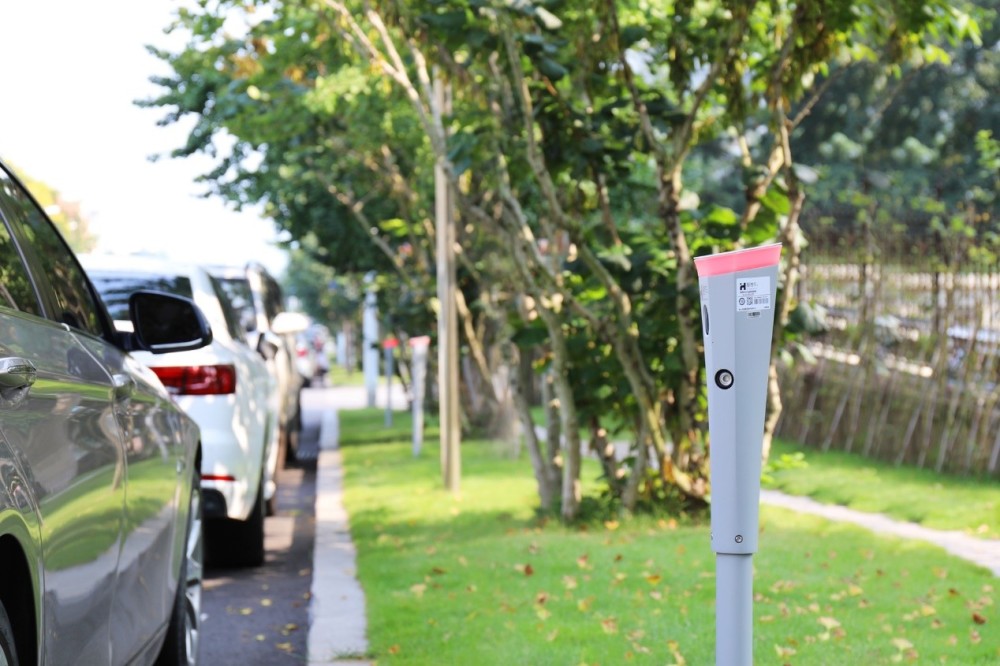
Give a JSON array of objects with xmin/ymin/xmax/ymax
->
[
  {"xmin": 0, "ymin": 599, "xmax": 19, "ymax": 666},
  {"xmin": 283, "ymin": 402, "xmax": 302, "ymax": 465},
  {"xmin": 213, "ymin": 478, "xmax": 265, "ymax": 568},
  {"xmin": 156, "ymin": 470, "xmax": 204, "ymax": 666}
]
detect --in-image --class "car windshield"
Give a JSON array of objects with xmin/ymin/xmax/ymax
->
[
  {"xmin": 90, "ymin": 273, "xmax": 194, "ymax": 321},
  {"xmin": 215, "ymin": 276, "xmax": 257, "ymax": 332}
]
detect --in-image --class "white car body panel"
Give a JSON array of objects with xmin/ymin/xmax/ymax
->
[{"xmin": 80, "ymin": 254, "xmax": 280, "ymax": 521}]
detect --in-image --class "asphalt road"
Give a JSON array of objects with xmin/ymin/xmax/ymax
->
[{"xmin": 198, "ymin": 391, "xmax": 323, "ymax": 665}]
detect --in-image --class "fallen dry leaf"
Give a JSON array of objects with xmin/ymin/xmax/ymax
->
[
  {"xmin": 816, "ymin": 616, "xmax": 841, "ymax": 631},
  {"xmin": 774, "ymin": 645, "xmax": 796, "ymax": 658},
  {"xmin": 890, "ymin": 637, "xmax": 913, "ymax": 651}
]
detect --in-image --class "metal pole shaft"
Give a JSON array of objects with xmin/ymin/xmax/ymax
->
[
  {"xmin": 362, "ymin": 283, "xmax": 378, "ymax": 408},
  {"xmin": 384, "ymin": 345, "xmax": 394, "ymax": 427},
  {"xmin": 716, "ymin": 553, "xmax": 753, "ymax": 666}
]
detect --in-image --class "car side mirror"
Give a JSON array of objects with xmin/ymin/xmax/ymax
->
[
  {"xmin": 128, "ymin": 290, "xmax": 213, "ymax": 354},
  {"xmin": 271, "ymin": 311, "xmax": 310, "ymax": 335},
  {"xmin": 257, "ymin": 333, "xmax": 280, "ymax": 361}
]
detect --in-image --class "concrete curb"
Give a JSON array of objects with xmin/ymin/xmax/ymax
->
[{"xmin": 308, "ymin": 409, "xmax": 371, "ymax": 665}]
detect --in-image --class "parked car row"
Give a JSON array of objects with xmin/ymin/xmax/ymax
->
[{"xmin": 0, "ymin": 156, "xmax": 305, "ymax": 665}]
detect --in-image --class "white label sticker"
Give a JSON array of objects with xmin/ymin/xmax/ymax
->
[{"xmin": 735, "ymin": 277, "xmax": 771, "ymax": 312}]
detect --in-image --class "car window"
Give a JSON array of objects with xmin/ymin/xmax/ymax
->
[
  {"xmin": 88, "ymin": 273, "xmax": 194, "ymax": 322},
  {"xmin": 0, "ymin": 166, "xmax": 102, "ymax": 335},
  {"xmin": 209, "ymin": 275, "xmax": 247, "ymax": 344},
  {"xmin": 215, "ymin": 277, "xmax": 257, "ymax": 332},
  {"xmin": 0, "ymin": 216, "xmax": 41, "ymax": 315}
]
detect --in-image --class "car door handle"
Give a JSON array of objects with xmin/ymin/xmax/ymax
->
[{"xmin": 0, "ymin": 357, "xmax": 37, "ymax": 389}]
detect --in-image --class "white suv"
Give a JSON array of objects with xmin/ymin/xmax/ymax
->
[
  {"xmin": 210, "ymin": 263, "xmax": 305, "ymax": 462},
  {"xmin": 82, "ymin": 254, "xmax": 281, "ymax": 567}
]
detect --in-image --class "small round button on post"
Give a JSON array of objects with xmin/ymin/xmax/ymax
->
[{"xmin": 715, "ymin": 369, "xmax": 734, "ymax": 390}]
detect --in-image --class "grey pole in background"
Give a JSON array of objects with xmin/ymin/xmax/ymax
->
[
  {"xmin": 336, "ymin": 331, "xmax": 347, "ymax": 369},
  {"xmin": 362, "ymin": 272, "xmax": 379, "ymax": 408},
  {"xmin": 383, "ymin": 338, "xmax": 397, "ymax": 427},
  {"xmin": 694, "ymin": 244, "xmax": 781, "ymax": 666},
  {"xmin": 409, "ymin": 336, "xmax": 430, "ymax": 456}
]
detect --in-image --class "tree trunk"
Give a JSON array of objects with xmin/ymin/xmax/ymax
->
[
  {"xmin": 536, "ymin": 306, "xmax": 582, "ymax": 521},
  {"xmin": 510, "ymin": 346, "xmax": 559, "ymax": 510}
]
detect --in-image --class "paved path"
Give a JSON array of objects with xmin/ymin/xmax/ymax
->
[
  {"xmin": 308, "ymin": 386, "xmax": 999, "ymax": 662},
  {"xmin": 760, "ymin": 489, "xmax": 1000, "ymax": 576}
]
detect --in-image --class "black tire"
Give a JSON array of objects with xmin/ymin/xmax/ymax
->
[
  {"xmin": 156, "ymin": 471, "xmax": 203, "ymax": 666},
  {"xmin": 282, "ymin": 401, "xmax": 302, "ymax": 465},
  {"xmin": 0, "ymin": 599, "xmax": 19, "ymax": 666},
  {"xmin": 211, "ymin": 478, "xmax": 265, "ymax": 568}
]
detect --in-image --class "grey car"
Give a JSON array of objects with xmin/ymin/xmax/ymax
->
[{"xmin": 0, "ymin": 159, "xmax": 211, "ymax": 665}]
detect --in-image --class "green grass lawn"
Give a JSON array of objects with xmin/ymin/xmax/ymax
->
[
  {"xmin": 327, "ymin": 363, "xmax": 367, "ymax": 387},
  {"xmin": 525, "ymin": 408, "xmax": 999, "ymax": 539},
  {"xmin": 766, "ymin": 439, "xmax": 1000, "ymax": 540},
  {"xmin": 339, "ymin": 409, "xmax": 998, "ymax": 665}
]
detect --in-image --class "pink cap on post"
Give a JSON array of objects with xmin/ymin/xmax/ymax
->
[{"xmin": 693, "ymin": 243, "xmax": 782, "ymax": 278}]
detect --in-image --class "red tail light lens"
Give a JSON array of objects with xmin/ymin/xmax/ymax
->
[{"xmin": 152, "ymin": 364, "xmax": 237, "ymax": 395}]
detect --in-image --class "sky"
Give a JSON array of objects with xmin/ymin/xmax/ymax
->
[{"xmin": 0, "ymin": 0, "xmax": 289, "ymax": 276}]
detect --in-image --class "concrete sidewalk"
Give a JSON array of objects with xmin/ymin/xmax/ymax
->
[{"xmin": 306, "ymin": 386, "xmax": 999, "ymax": 662}]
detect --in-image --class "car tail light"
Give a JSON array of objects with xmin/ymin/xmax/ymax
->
[{"xmin": 152, "ymin": 365, "xmax": 237, "ymax": 395}]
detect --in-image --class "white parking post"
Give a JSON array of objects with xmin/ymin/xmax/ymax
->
[
  {"xmin": 363, "ymin": 274, "xmax": 379, "ymax": 407},
  {"xmin": 694, "ymin": 243, "xmax": 781, "ymax": 666},
  {"xmin": 409, "ymin": 336, "xmax": 430, "ymax": 456}
]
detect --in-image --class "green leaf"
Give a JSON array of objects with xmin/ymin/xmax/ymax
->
[
  {"xmin": 787, "ymin": 302, "xmax": 829, "ymax": 336},
  {"xmin": 598, "ymin": 245, "xmax": 632, "ymax": 272},
  {"xmin": 760, "ymin": 187, "xmax": 790, "ymax": 216},
  {"xmin": 620, "ymin": 25, "xmax": 647, "ymax": 48},
  {"xmin": 418, "ymin": 11, "xmax": 467, "ymax": 31},
  {"xmin": 379, "ymin": 218, "xmax": 410, "ymax": 239},
  {"xmin": 537, "ymin": 56, "xmax": 568, "ymax": 81},
  {"xmin": 512, "ymin": 323, "xmax": 550, "ymax": 349},
  {"xmin": 704, "ymin": 206, "xmax": 738, "ymax": 226}
]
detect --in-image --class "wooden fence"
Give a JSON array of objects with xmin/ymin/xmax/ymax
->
[{"xmin": 775, "ymin": 262, "xmax": 1000, "ymax": 477}]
